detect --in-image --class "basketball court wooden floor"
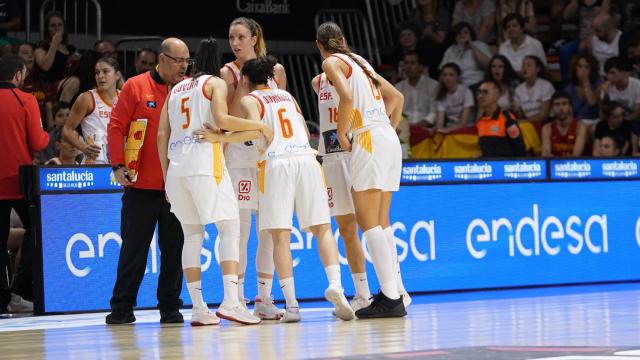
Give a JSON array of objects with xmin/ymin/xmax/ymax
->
[{"xmin": 1, "ymin": 283, "xmax": 640, "ymax": 359}]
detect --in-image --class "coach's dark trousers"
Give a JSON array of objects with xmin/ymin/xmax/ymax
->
[
  {"xmin": 0, "ymin": 199, "xmax": 33, "ymax": 308},
  {"xmin": 109, "ymin": 188, "xmax": 184, "ymax": 313}
]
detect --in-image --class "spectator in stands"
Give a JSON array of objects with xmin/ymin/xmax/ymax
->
[
  {"xmin": 45, "ymin": 128, "xmax": 81, "ymax": 165},
  {"xmin": 498, "ymin": 13, "xmax": 546, "ymax": 74},
  {"xmin": 601, "ymin": 56, "xmax": 640, "ymax": 122},
  {"xmin": 541, "ymin": 91, "xmax": 588, "ymax": 157},
  {"xmin": 17, "ymin": 42, "xmax": 52, "ymax": 130},
  {"xmin": 585, "ymin": 13, "xmax": 622, "ymax": 76},
  {"xmin": 408, "ymin": 0, "xmax": 450, "ymax": 45},
  {"xmin": 476, "ymin": 79, "xmax": 526, "ymax": 157},
  {"xmin": 396, "ymin": 52, "xmax": 438, "ymax": 127},
  {"xmin": 593, "ymin": 100, "xmax": 631, "ymax": 155},
  {"xmin": 513, "ymin": 55, "xmax": 554, "ymax": 123},
  {"xmin": 34, "ymin": 11, "xmax": 79, "ymax": 105},
  {"xmin": 435, "ymin": 63, "xmax": 474, "ymax": 133},
  {"xmin": 565, "ymin": 53, "xmax": 602, "ymax": 124},
  {"xmin": 559, "ymin": 0, "xmax": 611, "ymax": 83},
  {"xmin": 498, "ymin": 0, "xmax": 536, "ymax": 41},
  {"xmin": 452, "ymin": 0, "xmax": 496, "ymax": 44},
  {"xmin": 618, "ymin": 27, "xmax": 640, "ymax": 78},
  {"xmin": 392, "ymin": 24, "xmax": 426, "ymax": 81},
  {"xmin": 95, "ymin": 39, "xmax": 117, "ymax": 60},
  {"xmin": 125, "ymin": 48, "xmax": 157, "ymax": 79},
  {"xmin": 486, "ymin": 54, "xmax": 520, "ymax": 110},
  {"xmin": 595, "ymin": 134, "xmax": 623, "ymax": 156},
  {"xmin": 440, "ymin": 22, "xmax": 492, "ymax": 88},
  {"xmin": 39, "ymin": 102, "xmax": 71, "ymax": 164},
  {"xmin": 0, "ymin": 0, "xmax": 21, "ymax": 55},
  {"xmin": 0, "ymin": 55, "xmax": 50, "ymax": 313}
]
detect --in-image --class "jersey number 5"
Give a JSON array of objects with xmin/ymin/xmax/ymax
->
[
  {"xmin": 181, "ymin": 97, "xmax": 191, "ymax": 129},
  {"xmin": 278, "ymin": 108, "xmax": 293, "ymax": 138}
]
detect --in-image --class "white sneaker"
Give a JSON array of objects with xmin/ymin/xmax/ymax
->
[
  {"xmin": 240, "ymin": 298, "xmax": 249, "ymax": 311},
  {"xmin": 253, "ymin": 296, "xmax": 284, "ymax": 320},
  {"xmin": 280, "ymin": 306, "xmax": 301, "ymax": 323},
  {"xmin": 7, "ymin": 293, "xmax": 33, "ymax": 313},
  {"xmin": 401, "ymin": 292, "xmax": 412, "ymax": 308},
  {"xmin": 216, "ymin": 301, "xmax": 261, "ymax": 325},
  {"xmin": 324, "ymin": 286, "xmax": 355, "ymax": 321},
  {"xmin": 350, "ymin": 295, "xmax": 372, "ymax": 312},
  {"xmin": 190, "ymin": 307, "xmax": 220, "ymax": 326}
]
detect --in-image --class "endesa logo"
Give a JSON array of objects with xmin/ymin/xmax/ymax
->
[
  {"xmin": 45, "ymin": 170, "xmax": 95, "ymax": 189},
  {"xmin": 169, "ymin": 135, "xmax": 200, "ymax": 151},
  {"xmin": 466, "ymin": 204, "xmax": 608, "ymax": 259}
]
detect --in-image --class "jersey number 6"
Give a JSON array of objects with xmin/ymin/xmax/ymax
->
[{"xmin": 278, "ymin": 108, "xmax": 293, "ymax": 138}]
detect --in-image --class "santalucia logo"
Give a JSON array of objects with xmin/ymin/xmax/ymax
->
[
  {"xmin": 402, "ymin": 163, "xmax": 442, "ymax": 182},
  {"xmin": 601, "ymin": 160, "xmax": 638, "ymax": 178},
  {"xmin": 45, "ymin": 170, "xmax": 95, "ymax": 189},
  {"xmin": 454, "ymin": 163, "xmax": 493, "ymax": 180},
  {"xmin": 504, "ymin": 162, "xmax": 543, "ymax": 179},
  {"xmin": 554, "ymin": 161, "xmax": 591, "ymax": 178}
]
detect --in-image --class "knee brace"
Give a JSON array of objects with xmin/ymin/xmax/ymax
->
[
  {"xmin": 217, "ymin": 219, "xmax": 240, "ymax": 262},
  {"xmin": 238, "ymin": 209, "xmax": 251, "ymax": 273},
  {"xmin": 181, "ymin": 224, "xmax": 204, "ymax": 269},
  {"xmin": 256, "ymin": 229, "xmax": 275, "ymax": 274}
]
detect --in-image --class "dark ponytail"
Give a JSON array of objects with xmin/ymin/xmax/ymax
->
[
  {"xmin": 191, "ymin": 37, "xmax": 221, "ymax": 78},
  {"xmin": 241, "ymin": 55, "xmax": 278, "ymax": 86},
  {"xmin": 317, "ymin": 21, "xmax": 380, "ymax": 87}
]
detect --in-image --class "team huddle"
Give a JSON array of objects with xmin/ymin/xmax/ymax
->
[{"xmin": 155, "ymin": 19, "xmax": 409, "ymax": 326}]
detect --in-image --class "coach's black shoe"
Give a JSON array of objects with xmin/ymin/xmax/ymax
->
[
  {"xmin": 355, "ymin": 291, "xmax": 406, "ymax": 319},
  {"xmin": 105, "ymin": 309, "xmax": 136, "ymax": 324},
  {"xmin": 160, "ymin": 309, "xmax": 184, "ymax": 324}
]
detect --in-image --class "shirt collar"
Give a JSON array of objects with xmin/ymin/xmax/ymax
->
[
  {"xmin": 151, "ymin": 65, "xmax": 166, "ymax": 85},
  {"xmin": 0, "ymin": 82, "xmax": 17, "ymax": 89}
]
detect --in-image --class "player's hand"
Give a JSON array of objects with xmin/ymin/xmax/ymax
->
[
  {"xmin": 338, "ymin": 133, "xmax": 352, "ymax": 152},
  {"xmin": 51, "ymin": 30, "xmax": 63, "ymax": 48},
  {"xmin": 261, "ymin": 124, "xmax": 274, "ymax": 144},
  {"xmin": 193, "ymin": 127, "xmax": 220, "ymax": 143},
  {"xmin": 82, "ymin": 144, "xmax": 102, "ymax": 159},
  {"xmin": 113, "ymin": 167, "xmax": 133, "ymax": 186}
]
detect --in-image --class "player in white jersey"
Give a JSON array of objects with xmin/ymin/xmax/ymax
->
[
  {"xmin": 62, "ymin": 56, "xmax": 119, "ymax": 164},
  {"xmin": 312, "ymin": 72, "xmax": 372, "ymax": 312},
  {"xmin": 220, "ymin": 17, "xmax": 287, "ymax": 319},
  {"xmin": 317, "ymin": 22, "xmax": 408, "ymax": 318},
  {"xmin": 239, "ymin": 57, "xmax": 354, "ymax": 323},
  {"xmin": 157, "ymin": 38, "xmax": 273, "ymax": 326}
]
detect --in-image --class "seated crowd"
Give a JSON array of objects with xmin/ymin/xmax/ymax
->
[{"xmin": 394, "ymin": 0, "xmax": 640, "ymax": 159}]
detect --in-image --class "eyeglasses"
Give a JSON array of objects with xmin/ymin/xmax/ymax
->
[{"xmin": 162, "ymin": 52, "xmax": 193, "ymax": 66}]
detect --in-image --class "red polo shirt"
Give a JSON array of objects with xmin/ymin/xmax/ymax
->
[
  {"xmin": 108, "ymin": 69, "xmax": 168, "ymax": 190},
  {"xmin": 0, "ymin": 82, "xmax": 49, "ymax": 200}
]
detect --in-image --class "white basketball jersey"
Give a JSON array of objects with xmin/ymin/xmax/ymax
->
[
  {"xmin": 224, "ymin": 61, "xmax": 279, "ymax": 168},
  {"xmin": 81, "ymin": 89, "xmax": 115, "ymax": 164},
  {"xmin": 249, "ymin": 88, "xmax": 313, "ymax": 160},
  {"xmin": 317, "ymin": 72, "xmax": 342, "ymax": 155},
  {"xmin": 167, "ymin": 75, "xmax": 224, "ymax": 180},
  {"xmin": 330, "ymin": 53, "xmax": 389, "ymax": 131}
]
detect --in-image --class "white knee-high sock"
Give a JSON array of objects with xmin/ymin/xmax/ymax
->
[
  {"xmin": 364, "ymin": 226, "xmax": 399, "ymax": 299},
  {"xmin": 351, "ymin": 272, "xmax": 371, "ymax": 299},
  {"xmin": 383, "ymin": 226, "xmax": 407, "ymax": 294},
  {"xmin": 324, "ymin": 264, "xmax": 341, "ymax": 288},
  {"xmin": 187, "ymin": 280, "xmax": 207, "ymax": 310},
  {"xmin": 279, "ymin": 277, "xmax": 298, "ymax": 308},
  {"xmin": 223, "ymin": 274, "xmax": 239, "ymax": 305}
]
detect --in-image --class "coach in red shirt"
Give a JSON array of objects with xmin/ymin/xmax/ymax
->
[
  {"xmin": 106, "ymin": 38, "xmax": 189, "ymax": 324},
  {"xmin": 0, "ymin": 55, "xmax": 49, "ymax": 313}
]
